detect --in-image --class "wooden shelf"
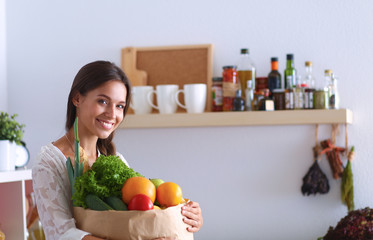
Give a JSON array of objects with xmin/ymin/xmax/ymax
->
[{"xmin": 119, "ymin": 109, "xmax": 353, "ymax": 129}]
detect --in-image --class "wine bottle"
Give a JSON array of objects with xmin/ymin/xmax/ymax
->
[
  {"xmin": 284, "ymin": 54, "xmax": 297, "ymax": 89},
  {"xmin": 268, "ymin": 57, "xmax": 281, "ymax": 96}
]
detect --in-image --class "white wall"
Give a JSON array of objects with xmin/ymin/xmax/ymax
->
[
  {"xmin": 5, "ymin": 0, "xmax": 373, "ymax": 239},
  {"xmin": 0, "ymin": 0, "xmax": 6, "ymax": 111}
]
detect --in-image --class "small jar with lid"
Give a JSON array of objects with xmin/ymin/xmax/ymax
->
[
  {"xmin": 272, "ymin": 89, "xmax": 285, "ymax": 110},
  {"xmin": 258, "ymin": 89, "xmax": 274, "ymax": 111},
  {"xmin": 253, "ymin": 89, "xmax": 265, "ymax": 111},
  {"xmin": 211, "ymin": 77, "xmax": 223, "ymax": 111},
  {"xmin": 222, "ymin": 66, "xmax": 239, "ymax": 111},
  {"xmin": 313, "ymin": 90, "xmax": 328, "ymax": 109}
]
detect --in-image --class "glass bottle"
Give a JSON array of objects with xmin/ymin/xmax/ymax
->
[
  {"xmin": 245, "ymin": 80, "xmax": 254, "ymax": 111},
  {"xmin": 222, "ymin": 66, "xmax": 239, "ymax": 111},
  {"xmin": 284, "ymin": 54, "xmax": 297, "ymax": 89},
  {"xmin": 253, "ymin": 89, "xmax": 265, "ymax": 111},
  {"xmin": 211, "ymin": 77, "xmax": 223, "ymax": 112},
  {"xmin": 232, "ymin": 89, "xmax": 245, "ymax": 111},
  {"xmin": 324, "ymin": 69, "xmax": 333, "ymax": 109},
  {"xmin": 294, "ymin": 75, "xmax": 305, "ymax": 109},
  {"xmin": 285, "ymin": 76, "xmax": 294, "ymax": 110},
  {"xmin": 304, "ymin": 61, "xmax": 315, "ymax": 109},
  {"xmin": 268, "ymin": 57, "xmax": 282, "ymax": 96},
  {"xmin": 328, "ymin": 73, "xmax": 340, "ymax": 109},
  {"xmin": 237, "ymin": 48, "xmax": 256, "ymax": 100}
]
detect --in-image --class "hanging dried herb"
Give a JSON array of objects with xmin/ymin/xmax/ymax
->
[
  {"xmin": 341, "ymin": 146, "xmax": 355, "ymax": 212},
  {"xmin": 302, "ymin": 161, "xmax": 330, "ymax": 195},
  {"xmin": 320, "ymin": 139, "xmax": 345, "ymax": 180},
  {"xmin": 301, "ymin": 146, "xmax": 330, "ymax": 196}
]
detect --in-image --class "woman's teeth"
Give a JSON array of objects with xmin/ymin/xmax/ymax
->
[{"xmin": 99, "ymin": 120, "xmax": 113, "ymax": 129}]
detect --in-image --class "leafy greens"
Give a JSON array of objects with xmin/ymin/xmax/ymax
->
[{"xmin": 73, "ymin": 155, "xmax": 142, "ymax": 208}]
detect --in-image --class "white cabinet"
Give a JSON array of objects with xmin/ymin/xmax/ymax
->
[{"xmin": 0, "ymin": 169, "xmax": 32, "ymax": 240}]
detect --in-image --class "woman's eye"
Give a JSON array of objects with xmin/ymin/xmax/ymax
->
[
  {"xmin": 98, "ymin": 99, "xmax": 108, "ymax": 105},
  {"xmin": 117, "ymin": 104, "xmax": 125, "ymax": 110}
]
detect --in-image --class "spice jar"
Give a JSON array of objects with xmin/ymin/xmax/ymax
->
[
  {"xmin": 272, "ymin": 89, "xmax": 285, "ymax": 110},
  {"xmin": 211, "ymin": 77, "xmax": 223, "ymax": 111},
  {"xmin": 258, "ymin": 89, "xmax": 274, "ymax": 111},
  {"xmin": 314, "ymin": 89, "xmax": 328, "ymax": 109},
  {"xmin": 222, "ymin": 66, "xmax": 239, "ymax": 111}
]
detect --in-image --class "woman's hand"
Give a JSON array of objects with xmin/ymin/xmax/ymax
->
[{"xmin": 181, "ymin": 201, "xmax": 203, "ymax": 232}]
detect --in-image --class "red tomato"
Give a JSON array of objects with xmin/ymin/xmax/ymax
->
[{"xmin": 128, "ymin": 194, "xmax": 154, "ymax": 211}]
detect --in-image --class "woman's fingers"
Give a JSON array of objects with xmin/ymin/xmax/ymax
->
[
  {"xmin": 182, "ymin": 217, "xmax": 200, "ymax": 232},
  {"xmin": 181, "ymin": 201, "xmax": 203, "ymax": 232}
]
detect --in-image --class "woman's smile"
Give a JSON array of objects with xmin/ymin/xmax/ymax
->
[{"xmin": 97, "ymin": 118, "xmax": 115, "ymax": 130}]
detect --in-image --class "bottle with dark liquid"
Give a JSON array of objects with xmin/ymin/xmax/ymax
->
[
  {"xmin": 233, "ymin": 89, "xmax": 245, "ymax": 111},
  {"xmin": 268, "ymin": 57, "xmax": 281, "ymax": 96}
]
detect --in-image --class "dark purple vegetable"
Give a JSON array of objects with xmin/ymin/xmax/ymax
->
[{"xmin": 322, "ymin": 207, "xmax": 373, "ymax": 240}]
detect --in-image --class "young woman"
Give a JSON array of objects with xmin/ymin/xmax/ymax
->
[{"xmin": 32, "ymin": 61, "xmax": 203, "ymax": 240}]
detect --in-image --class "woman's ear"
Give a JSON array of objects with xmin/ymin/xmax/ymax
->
[{"xmin": 72, "ymin": 92, "xmax": 81, "ymax": 107}]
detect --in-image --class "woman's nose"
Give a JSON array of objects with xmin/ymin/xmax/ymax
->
[{"xmin": 105, "ymin": 104, "xmax": 116, "ymax": 118}]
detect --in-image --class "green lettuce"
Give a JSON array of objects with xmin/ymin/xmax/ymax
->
[{"xmin": 72, "ymin": 155, "xmax": 142, "ymax": 208}]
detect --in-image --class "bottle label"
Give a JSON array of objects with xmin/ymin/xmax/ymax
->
[
  {"xmin": 223, "ymin": 82, "xmax": 239, "ymax": 97},
  {"xmin": 304, "ymin": 91, "xmax": 314, "ymax": 109},
  {"xmin": 294, "ymin": 90, "xmax": 304, "ymax": 109},
  {"xmin": 285, "ymin": 91, "xmax": 294, "ymax": 109}
]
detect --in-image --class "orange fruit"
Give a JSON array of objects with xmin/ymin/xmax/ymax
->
[
  {"xmin": 156, "ymin": 182, "xmax": 183, "ymax": 207},
  {"xmin": 121, "ymin": 176, "xmax": 156, "ymax": 204}
]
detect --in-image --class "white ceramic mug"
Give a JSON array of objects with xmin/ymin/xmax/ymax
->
[
  {"xmin": 147, "ymin": 84, "xmax": 179, "ymax": 114},
  {"xmin": 130, "ymin": 86, "xmax": 153, "ymax": 115},
  {"xmin": 175, "ymin": 83, "xmax": 207, "ymax": 113},
  {"xmin": 0, "ymin": 140, "xmax": 16, "ymax": 171}
]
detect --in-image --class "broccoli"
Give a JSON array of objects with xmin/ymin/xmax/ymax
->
[{"xmin": 72, "ymin": 155, "xmax": 142, "ymax": 208}]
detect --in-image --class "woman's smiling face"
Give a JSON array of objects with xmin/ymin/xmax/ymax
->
[{"xmin": 74, "ymin": 80, "xmax": 127, "ymax": 139}]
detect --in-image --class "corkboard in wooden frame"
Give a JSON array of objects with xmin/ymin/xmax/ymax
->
[{"xmin": 121, "ymin": 44, "xmax": 213, "ymax": 113}]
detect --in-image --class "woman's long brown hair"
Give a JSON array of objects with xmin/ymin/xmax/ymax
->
[{"xmin": 65, "ymin": 61, "xmax": 131, "ymax": 156}]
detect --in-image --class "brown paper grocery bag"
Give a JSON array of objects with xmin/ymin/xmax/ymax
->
[{"xmin": 74, "ymin": 205, "xmax": 194, "ymax": 240}]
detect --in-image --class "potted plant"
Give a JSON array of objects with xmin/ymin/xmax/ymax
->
[{"xmin": 0, "ymin": 112, "xmax": 25, "ymax": 171}]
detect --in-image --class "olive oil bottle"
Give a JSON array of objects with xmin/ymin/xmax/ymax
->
[
  {"xmin": 284, "ymin": 54, "xmax": 297, "ymax": 89},
  {"xmin": 237, "ymin": 48, "xmax": 256, "ymax": 99}
]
